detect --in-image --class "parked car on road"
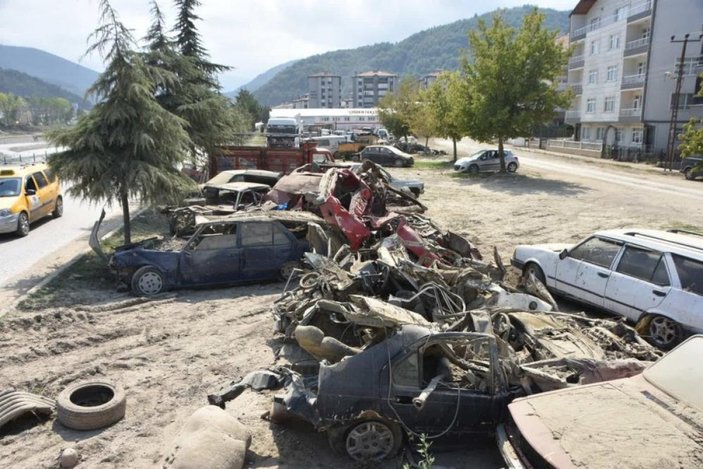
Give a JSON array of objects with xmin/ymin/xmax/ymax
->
[
  {"xmin": 512, "ymin": 229, "xmax": 703, "ymax": 349},
  {"xmin": 0, "ymin": 162, "xmax": 62, "ymax": 237},
  {"xmin": 357, "ymin": 145, "xmax": 414, "ymax": 167},
  {"xmin": 680, "ymin": 156, "xmax": 702, "ymax": 180},
  {"xmin": 90, "ymin": 211, "xmax": 324, "ymax": 296},
  {"xmin": 501, "ymin": 335, "xmax": 703, "ymax": 469},
  {"xmin": 453, "ymin": 149, "xmax": 519, "ymax": 174}
]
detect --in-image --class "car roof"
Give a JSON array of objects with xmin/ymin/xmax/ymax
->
[
  {"xmin": 205, "ymin": 182, "xmax": 270, "ymax": 191},
  {"xmin": 594, "ymin": 228, "xmax": 703, "ymax": 261},
  {"xmin": 219, "ymin": 169, "xmax": 282, "ymax": 178},
  {"xmin": 194, "ymin": 210, "xmax": 325, "ymax": 226},
  {"xmin": 0, "ymin": 162, "xmax": 48, "ymax": 177}
]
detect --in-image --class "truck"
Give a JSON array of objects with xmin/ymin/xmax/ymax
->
[
  {"xmin": 208, "ymin": 142, "xmax": 334, "ymax": 177},
  {"xmin": 266, "ymin": 117, "xmax": 302, "ymax": 148},
  {"xmin": 336, "ymin": 132, "xmax": 379, "ymax": 160}
]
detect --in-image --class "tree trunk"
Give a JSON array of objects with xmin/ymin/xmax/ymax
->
[
  {"xmin": 120, "ymin": 189, "xmax": 131, "ymax": 245},
  {"xmin": 424, "ymin": 136, "xmax": 429, "ymax": 147},
  {"xmin": 452, "ymin": 137, "xmax": 458, "ymax": 162},
  {"xmin": 498, "ymin": 137, "xmax": 506, "ymax": 172}
]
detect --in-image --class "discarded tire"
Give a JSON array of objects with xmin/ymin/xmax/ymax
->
[{"xmin": 56, "ymin": 381, "xmax": 126, "ymax": 431}]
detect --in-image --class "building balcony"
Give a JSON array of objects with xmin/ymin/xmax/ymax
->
[
  {"xmin": 565, "ymin": 110, "xmax": 582, "ymax": 123},
  {"xmin": 570, "ymin": 26, "xmax": 586, "ymax": 42},
  {"xmin": 624, "ymin": 37, "xmax": 649, "ymax": 56},
  {"xmin": 568, "ymin": 54, "xmax": 585, "ymax": 69},
  {"xmin": 628, "ymin": 0, "xmax": 652, "ymax": 22},
  {"xmin": 619, "ymin": 107, "xmax": 642, "ymax": 122},
  {"xmin": 570, "ymin": 84, "xmax": 583, "ymax": 95},
  {"xmin": 621, "ymin": 74, "xmax": 646, "ymax": 89}
]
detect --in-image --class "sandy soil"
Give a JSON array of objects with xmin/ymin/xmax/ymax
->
[{"xmin": 1, "ymin": 146, "xmax": 701, "ymax": 468}]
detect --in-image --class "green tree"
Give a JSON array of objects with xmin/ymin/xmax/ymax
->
[
  {"xmin": 378, "ymin": 77, "xmax": 422, "ymax": 141},
  {"xmin": 425, "ymin": 72, "xmax": 467, "ymax": 162},
  {"xmin": 461, "ymin": 10, "xmax": 571, "ymax": 171},
  {"xmin": 48, "ymin": 0, "xmax": 195, "ymax": 244},
  {"xmin": 679, "ymin": 73, "xmax": 703, "ymax": 162},
  {"xmin": 234, "ymin": 89, "xmax": 270, "ymax": 130}
]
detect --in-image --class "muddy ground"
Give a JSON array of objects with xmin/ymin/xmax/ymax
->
[{"xmin": 1, "ymin": 146, "xmax": 700, "ymax": 468}]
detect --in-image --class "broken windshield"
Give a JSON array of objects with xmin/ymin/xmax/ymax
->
[{"xmin": 0, "ymin": 178, "xmax": 21, "ymax": 197}]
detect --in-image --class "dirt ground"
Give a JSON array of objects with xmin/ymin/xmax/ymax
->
[{"xmin": 1, "ymin": 147, "xmax": 700, "ymax": 468}]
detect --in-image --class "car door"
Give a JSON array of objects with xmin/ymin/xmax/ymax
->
[
  {"xmin": 239, "ymin": 221, "xmax": 279, "ymax": 280},
  {"xmin": 603, "ymin": 245, "xmax": 671, "ymax": 321},
  {"xmin": 487, "ymin": 151, "xmax": 501, "ymax": 171},
  {"xmin": 178, "ymin": 223, "xmax": 241, "ymax": 285},
  {"xmin": 23, "ymin": 175, "xmax": 42, "ymax": 221},
  {"xmin": 554, "ymin": 236, "xmax": 622, "ymax": 307},
  {"xmin": 31, "ymin": 171, "xmax": 53, "ymax": 218},
  {"xmin": 385, "ymin": 335, "xmax": 497, "ymax": 435}
]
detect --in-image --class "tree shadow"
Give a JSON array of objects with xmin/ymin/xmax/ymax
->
[{"xmin": 449, "ymin": 172, "xmax": 589, "ymax": 196}]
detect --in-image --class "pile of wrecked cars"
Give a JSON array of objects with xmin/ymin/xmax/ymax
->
[{"xmin": 194, "ymin": 163, "xmax": 665, "ymax": 463}]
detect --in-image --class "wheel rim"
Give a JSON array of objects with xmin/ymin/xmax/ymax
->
[
  {"xmin": 346, "ymin": 421, "xmax": 394, "ymax": 461},
  {"xmin": 280, "ymin": 263, "xmax": 296, "ymax": 279},
  {"xmin": 18, "ymin": 214, "xmax": 29, "ymax": 235},
  {"xmin": 649, "ymin": 316, "xmax": 677, "ymax": 346},
  {"xmin": 525, "ymin": 264, "xmax": 544, "ymax": 283},
  {"xmin": 508, "ymin": 163, "xmax": 517, "ymax": 172},
  {"xmin": 137, "ymin": 271, "xmax": 163, "ymax": 295},
  {"xmin": 395, "ymin": 159, "xmax": 403, "ymax": 167}
]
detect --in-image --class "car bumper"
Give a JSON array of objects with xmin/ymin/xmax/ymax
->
[
  {"xmin": 510, "ymin": 258, "xmax": 525, "ymax": 269},
  {"xmin": 0, "ymin": 213, "xmax": 19, "ymax": 234}
]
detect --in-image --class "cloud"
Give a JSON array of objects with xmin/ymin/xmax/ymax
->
[{"xmin": 0, "ymin": 0, "xmax": 576, "ymax": 90}]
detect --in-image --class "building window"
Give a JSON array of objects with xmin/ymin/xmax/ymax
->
[
  {"xmin": 615, "ymin": 129, "xmax": 623, "ymax": 142},
  {"xmin": 633, "ymin": 95, "xmax": 641, "ymax": 109},
  {"xmin": 596, "ymin": 127, "xmax": 605, "ymax": 140},
  {"xmin": 586, "ymin": 98, "xmax": 596, "ymax": 113},
  {"xmin": 607, "ymin": 65, "xmax": 618, "ymax": 82},
  {"xmin": 609, "ymin": 34, "xmax": 620, "ymax": 50},
  {"xmin": 637, "ymin": 62, "xmax": 646, "ymax": 75},
  {"xmin": 589, "ymin": 17, "xmax": 600, "ymax": 31},
  {"xmin": 642, "ymin": 27, "xmax": 650, "ymax": 39},
  {"xmin": 632, "ymin": 129, "xmax": 643, "ymax": 144},
  {"xmin": 590, "ymin": 40, "xmax": 599, "ymax": 55},
  {"xmin": 582, "ymin": 127, "xmax": 591, "ymax": 140},
  {"xmin": 588, "ymin": 69, "xmax": 598, "ymax": 84},
  {"xmin": 614, "ymin": 7, "xmax": 625, "ymax": 21},
  {"xmin": 604, "ymin": 96, "xmax": 615, "ymax": 112}
]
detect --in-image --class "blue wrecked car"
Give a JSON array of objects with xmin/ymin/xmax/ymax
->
[{"xmin": 90, "ymin": 210, "xmax": 327, "ymax": 296}]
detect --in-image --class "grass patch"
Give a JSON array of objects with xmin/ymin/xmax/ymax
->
[
  {"xmin": 17, "ymin": 210, "xmax": 170, "ymax": 311},
  {"xmin": 665, "ymin": 221, "xmax": 703, "ymax": 234},
  {"xmin": 414, "ymin": 158, "xmax": 454, "ymax": 171}
]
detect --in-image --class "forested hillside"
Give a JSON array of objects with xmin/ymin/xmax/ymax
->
[
  {"xmin": 252, "ymin": 6, "xmax": 569, "ymax": 107},
  {"xmin": 0, "ymin": 68, "xmax": 88, "ymax": 107}
]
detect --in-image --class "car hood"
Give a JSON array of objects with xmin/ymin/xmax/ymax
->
[
  {"xmin": 519, "ymin": 243, "xmax": 571, "ymax": 252},
  {"xmin": 508, "ymin": 375, "xmax": 703, "ymax": 468},
  {"xmin": 0, "ymin": 196, "xmax": 18, "ymax": 210}
]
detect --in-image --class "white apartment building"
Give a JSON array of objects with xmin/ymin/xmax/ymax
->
[
  {"xmin": 565, "ymin": 0, "xmax": 703, "ymax": 155},
  {"xmin": 308, "ymin": 73, "xmax": 342, "ymax": 108}
]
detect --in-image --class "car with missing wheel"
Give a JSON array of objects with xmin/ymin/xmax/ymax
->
[
  {"xmin": 0, "ymin": 162, "xmax": 63, "ymax": 237},
  {"xmin": 90, "ymin": 211, "xmax": 325, "ymax": 296},
  {"xmin": 453, "ymin": 149, "xmax": 519, "ymax": 174},
  {"xmin": 511, "ymin": 229, "xmax": 703, "ymax": 349}
]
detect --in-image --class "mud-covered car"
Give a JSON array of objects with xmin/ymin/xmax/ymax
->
[{"xmin": 91, "ymin": 211, "xmax": 324, "ymax": 296}]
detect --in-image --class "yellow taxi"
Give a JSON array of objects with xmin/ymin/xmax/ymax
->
[{"xmin": 0, "ymin": 163, "xmax": 63, "ymax": 237}]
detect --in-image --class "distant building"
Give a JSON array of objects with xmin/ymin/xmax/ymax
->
[
  {"xmin": 419, "ymin": 71, "xmax": 443, "ymax": 88},
  {"xmin": 269, "ymin": 107, "xmax": 381, "ymax": 131},
  {"xmin": 564, "ymin": 0, "xmax": 703, "ymax": 156},
  {"xmin": 353, "ymin": 71, "xmax": 398, "ymax": 108},
  {"xmin": 308, "ymin": 73, "xmax": 342, "ymax": 108},
  {"xmin": 292, "ymin": 94, "xmax": 310, "ymax": 109}
]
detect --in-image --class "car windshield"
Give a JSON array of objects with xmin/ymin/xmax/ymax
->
[
  {"xmin": 643, "ymin": 336, "xmax": 703, "ymax": 411},
  {"xmin": 0, "ymin": 178, "xmax": 21, "ymax": 197}
]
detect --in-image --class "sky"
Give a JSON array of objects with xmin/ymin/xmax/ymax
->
[{"xmin": 0, "ymin": 0, "xmax": 576, "ymax": 91}]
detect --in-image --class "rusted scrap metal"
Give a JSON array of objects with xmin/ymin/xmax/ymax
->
[{"xmin": 0, "ymin": 389, "xmax": 55, "ymax": 431}]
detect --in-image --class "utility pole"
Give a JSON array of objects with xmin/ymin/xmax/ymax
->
[{"xmin": 665, "ymin": 34, "xmax": 702, "ymax": 171}]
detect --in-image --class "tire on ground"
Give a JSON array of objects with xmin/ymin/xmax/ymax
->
[{"xmin": 56, "ymin": 381, "xmax": 126, "ymax": 431}]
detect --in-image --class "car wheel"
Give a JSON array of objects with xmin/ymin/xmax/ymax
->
[
  {"xmin": 53, "ymin": 196, "xmax": 64, "ymax": 218},
  {"xmin": 468, "ymin": 165, "xmax": 479, "ymax": 175},
  {"xmin": 507, "ymin": 162, "xmax": 518, "ymax": 173},
  {"xmin": 131, "ymin": 266, "xmax": 166, "ymax": 296},
  {"xmin": 684, "ymin": 168, "xmax": 694, "ymax": 180},
  {"xmin": 648, "ymin": 315, "xmax": 682, "ymax": 350},
  {"xmin": 344, "ymin": 419, "xmax": 403, "ymax": 462},
  {"xmin": 56, "ymin": 381, "xmax": 126, "ymax": 430},
  {"xmin": 16, "ymin": 212, "xmax": 30, "ymax": 237},
  {"xmin": 278, "ymin": 261, "xmax": 299, "ymax": 281},
  {"xmin": 410, "ymin": 188, "xmax": 421, "ymax": 198},
  {"xmin": 394, "ymin": 158, "xmax": 404, "ymax": 167},
  {"xmin": 523, "ymin": 262, "xmax": 546, "ymax": 284}
]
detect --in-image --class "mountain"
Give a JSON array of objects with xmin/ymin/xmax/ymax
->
[
  {"xmin": 252, "ymin": 6, "xmax": 570, "ymax": 107},
  {"xmin": 0, "ymin": 44, "xmax": 99, "ymax": 97},
  {"xmin": 0, "ymin": 68, "xmax": 90, "ymax": 107},
  {"xmin": 224, "ymin": 59, "xmax": 299, "ymax": 98}
]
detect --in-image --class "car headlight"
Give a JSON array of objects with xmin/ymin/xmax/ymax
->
[{"xmin": 0, "ymin": 209, "xmax": 11, "ymax": 217}]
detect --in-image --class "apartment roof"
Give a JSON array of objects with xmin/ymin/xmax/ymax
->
[
  {"xmin": 570, "ymin": 0, "xmax": 596, "ymax": 15},
  {"xmin": 309, "ymin": 72, "xmax": 340, "ymax": 78},
  {"xmin": 355, "ymin": 71, "xmax": 397, "ymax": 78}
]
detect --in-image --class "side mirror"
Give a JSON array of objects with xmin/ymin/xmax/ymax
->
[
  {"xmin": 25, "ymin": 188, "xmax": 36, "ymax": 196},
  {"xmin": 558, "ymin": 248, "xmax": 569, "ymax": 260}
]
